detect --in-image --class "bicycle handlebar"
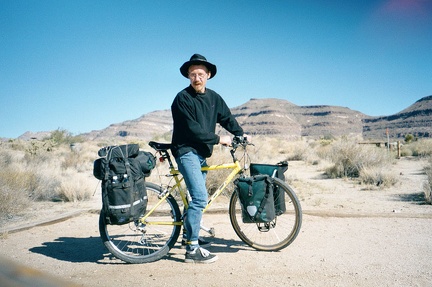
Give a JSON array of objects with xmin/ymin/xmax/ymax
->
[
  {"xmin": 149, "ymin": 136, "xmax": 252, "ymax": 164},
  {"xmin": 231, "ymin": 135, "xmax": 252, "ymax": 149}
]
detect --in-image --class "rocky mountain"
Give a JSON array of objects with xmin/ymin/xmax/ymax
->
[
  {"xmin": 80, "ymin": 95, "xmax": 431, "ymax": 142},
  {"xmin": 362, "ymin": 95, "xmax": 432, "ymax": 139},
  {"xmin": 83, "ymin": 110, "xmax": 173, "ymax": 142},
  {"xmin": 14, "ymin": 131, "xmax": 52, "ymax": 141},
  {"xmin": 232, "ymin": 98, "xmax": 365, "ymax": 139}
]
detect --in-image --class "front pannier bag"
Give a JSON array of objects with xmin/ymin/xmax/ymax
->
[
  {"xmin": 250, "ymin": 161, "xmax": 288, "ymax": 215},
  {"xmin": 235, "ymin": 175, "xmax": 276, "ymax": 223}
]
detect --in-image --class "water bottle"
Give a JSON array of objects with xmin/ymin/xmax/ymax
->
[
  {"xmin": 112, "ymin": 175, "xmax": 119, "ymax": 184},
  {"xmin": 123, "ymin": 174, "xmax": 128, "ymax": 183}
]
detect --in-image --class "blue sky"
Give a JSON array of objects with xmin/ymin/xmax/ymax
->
[{"xmin": 1, "ymin": 0, "xmax": 431, "ymax": 138}]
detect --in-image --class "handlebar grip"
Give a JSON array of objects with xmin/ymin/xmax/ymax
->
[{"xmin": 232, "ymin": 135, "xmax": 249, "ymax": 147}]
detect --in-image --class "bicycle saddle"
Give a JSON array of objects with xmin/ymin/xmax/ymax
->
[{"xmin": 149, "ymin": 141, "xmax": 171, "ymax": 151}]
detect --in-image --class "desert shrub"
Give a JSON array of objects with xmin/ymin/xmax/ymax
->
[
  {"xmin": 359, "ymin": 166, "xmax": 398, "ymax": 187},
  {"xmin": 0, "ymin": 168, "xmax": 32, "ymax": 220},
  {"xmin": 401, "ymin": 139, "xmax": 432, "ymax": 157},
  {"xmin": 248, "ymin": 136, "xmax": 319, "ymax": 165},
  {"xmin": 245, "ymin": 136, "xmax": 288, "ymax": 163},
  {"xmin": 404, "ymin": 134, "xmax": 415, "ymax": 143},
  {"xmin": 400, "ymin": 147, "xmax": 413, "ymax": 157},
  {"xmin": 61, "ymin": 143, "xmax": 97, "ymax": 172},
  {"xmin": 57, "ymin": 170, "xmax": 93, "ymax": 202},
  {"xmin": 61, "ymin": 152, "xmax": 83, "ymax": 170},
  {"xmin": 0, "ymin": 139, "xmax": 97, "ymax": 220},
  {"xmin": 0, "ymin": 148, "xmax": 22, "ymax": 167},
  {"xmin": 323, "ymin": 139, "xmax": 395, "ymax": 184},
  {"xmin": 284, "ymin": 140, "xmax": 320, "ymax": 164},
  {"xmin": 424, "ymin": 158, "xmax": 432, "ymax": 204},
  {"xmin": 46, "ymin": 128, "xmax": 83, "ymax": 146},
  {"xmin": 206, "ymin": 168, "xmax": 234, "ymax": 196},
  {"xmin": 6, "ymin": 139, "xmax": 30, "ymax": 152}
]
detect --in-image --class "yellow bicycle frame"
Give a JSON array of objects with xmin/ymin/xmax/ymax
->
[{"xmin": 141, "ymin": 160, "xmax": 243, "ymax": 225}]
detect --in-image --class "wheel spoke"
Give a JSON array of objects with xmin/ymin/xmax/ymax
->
[
  {"xmin": 229, "ymin": 178, "xmax": 302, "ymax": 251},
  {"xmin": 99, "ymin": 182, "xmax": 181, "ymax": 263}
]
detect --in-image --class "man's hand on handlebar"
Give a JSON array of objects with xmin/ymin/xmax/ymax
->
[
  {"xmin": 219, "ymin": 134, "xmax": 252, "ymax": 147},
  {"xmin": 219, "ymin": 135, "xmax": 232, "ymax": 146}
]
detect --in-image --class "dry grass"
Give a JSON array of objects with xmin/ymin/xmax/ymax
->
[
  {"xmin": 359, "ymin": 167, "xmax": 398, "ymax": 188},
  {"xmin": 401, "ymin": 139, "xmax": 432, "ymax": 157},
  {"xmin": 0, "ymin": 138, "xmax": 97, "ymax": 220},
  {"xmin": 1, "ymin": 134, "xmax": 431, "ymax": 221},
  {"xmin": 424, "ymin": 158, "xmax": 432, "ymax": 204},
  {"xmin": 321, "ymin": 138, "xmax": 398, "ymax": 187}
]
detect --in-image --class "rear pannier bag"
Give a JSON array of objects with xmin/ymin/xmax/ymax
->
[
  {"xmin": 93, "ymin": 144, "xmax": 155, "ymax": 225},
  {"xmin": 135, "ymin": 151, "xmax": 156, "ymax": 176},
  {"xmin": 235, "ymin": 175, "xmax": 276, "ymax": 223},
  {"xmin": 250, "ymin": 161, "xmax": 288, "ymax": 215}
]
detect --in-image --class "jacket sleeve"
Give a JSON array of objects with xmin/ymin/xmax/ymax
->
[
  {"xmin": 171, "ymin": 94, "xmax": 220, "ymax": 145},
  {"xmin": 217, "ymin": 96, "xmax": 244, "ymax": 136}
]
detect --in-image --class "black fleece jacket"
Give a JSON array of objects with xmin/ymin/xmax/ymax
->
[{"xmin": 171, "ymin": 86, "xmax": 244, "ymax": 158}]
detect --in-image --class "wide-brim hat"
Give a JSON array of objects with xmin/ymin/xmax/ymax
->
[{"xmin": 180, "ymin": 54, "xmax": 217, "ymax": 79}]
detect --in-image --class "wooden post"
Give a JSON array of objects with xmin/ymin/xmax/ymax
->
[
  {"xmin": 386, "ymin": 128, "xmax": 390, "ymax": 152},
  {"xmin": 397, "ymin": 141, "xmax": 401, "ymax": 158}
]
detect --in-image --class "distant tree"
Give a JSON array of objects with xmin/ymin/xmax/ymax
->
[
  {"xmin": 47, "ymin": 128, "xmax": 83, "ymax": 146},
  {"xmin": 405, "ymin": 134, "xmax": 414, "ymax": 143}
]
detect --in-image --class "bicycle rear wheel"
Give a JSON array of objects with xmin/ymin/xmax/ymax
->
[
  {"xmin": 229, "ymin": 177, "xmax": 302, "ymax": 251},
  {"xmin": 99, "ymin": 182, "xmax": 182, "ymax": 263}
]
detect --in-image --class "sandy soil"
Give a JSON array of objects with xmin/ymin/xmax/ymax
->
[{"xmin": 1, "ymin": 157, "xmax": 431, "ymax": 287}]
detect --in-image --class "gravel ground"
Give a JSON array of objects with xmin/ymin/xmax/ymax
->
[{"xmin": 1, "ymin": 157, "xmax": 431, "ymax": 287}]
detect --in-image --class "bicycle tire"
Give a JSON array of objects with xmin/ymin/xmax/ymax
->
[
  {"xmin": 229, "ymin": 177, "xmax": 302, "ymax": 251},
  {"xmin": 99, "ymin": 182, "xmax": 182, "ymax": 263}
]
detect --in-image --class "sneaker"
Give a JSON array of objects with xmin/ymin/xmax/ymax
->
[
  {"xmin": 185, "ymin": 247, "xmax": 218, "ymax": 264},
  {"xmin": 181, "ymin": 238, "xmax": 211, "ymax": 248}
]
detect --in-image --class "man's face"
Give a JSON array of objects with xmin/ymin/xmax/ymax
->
[{"xmin": 188, "ymin": 65, "xmax": 210, "ymax": 93}]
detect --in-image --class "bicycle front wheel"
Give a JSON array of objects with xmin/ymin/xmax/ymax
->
[
  {"xmin": 99, "ymin": 182, "xmax": 182, "ymax": 263},
  {"xmin": 229, "ymin": 177, "xmax": 302, "ymax": 251}
]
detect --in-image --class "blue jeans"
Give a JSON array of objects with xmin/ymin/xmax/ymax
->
[{"xmin": 175, "ymin": 151, "xmax": 208, "ymax": 251}]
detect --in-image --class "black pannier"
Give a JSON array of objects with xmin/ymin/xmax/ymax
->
[
  {"xmin": 93, "ymin": 144, "xmax": 156, "ymax": 225},
  {"xmin": 249, "ymin": 161, "xmax": 288, "ymax": 215},
  {"xmin": 135, "ymin": 151, "xmax": 156, "ymax": 176},
  {"xmin": 235, "ymin": 175, "xmax": 276, "ymax": 223},
  {"xmin": 93, "ymin": 149, "xmax": 156, "ymax": 180}
]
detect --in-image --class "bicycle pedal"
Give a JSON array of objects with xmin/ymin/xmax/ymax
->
[{"xmin": 200, "ymin": 226, "xmax": 216, "ymax": 237}]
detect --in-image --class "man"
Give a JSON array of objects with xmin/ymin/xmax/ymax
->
[{"xmin": 171, "ymin": 54, "xmax": 247, "ymax": 263}]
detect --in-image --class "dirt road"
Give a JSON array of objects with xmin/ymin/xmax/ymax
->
[{"xmin": 1, "ymin": 157, "xmax": 431, "ymax": 286}]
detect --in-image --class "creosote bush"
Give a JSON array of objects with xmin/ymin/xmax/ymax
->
[
  {"xmin": 0, "ymin": 133, "xmax": 96, "ymax": 221},
  {"xmin": 359, "ymin": 167, "xmax": 398, "ymax": 188},
  {"xmin": 322, "ymin": 138, "xmax": 397, "ymax": 186},
  {"xmin": 400, "ymin": 139, "xmax": 432, "ymax": 157}
]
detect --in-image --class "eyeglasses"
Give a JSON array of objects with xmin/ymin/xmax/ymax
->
[{"xmin": 188, "ymin": 73, "xmax": 208, "ymax": 79}]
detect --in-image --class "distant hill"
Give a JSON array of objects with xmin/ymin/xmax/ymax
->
[
  {"xmin": 362, "ymin": 95, "xmax": 432, "ymax": 139},
  {"xmin": 19, "ymin": 95, "xmax": 432, "ymax": 142},
  {"xmin": 231, "ymin": 98, "xmax": 365, "ymax": 139},
  {"xmin": 82, "ymin": 110, "xmax": 173, "ymax": 142}
]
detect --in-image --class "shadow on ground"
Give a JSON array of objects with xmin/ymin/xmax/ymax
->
[
  {"xmin": 29, "ymin": 235, "xmax": 252, "ymax": 264},
  {"xmin": 29, "ymin": 236, "xmax": 106, "ymax": 263},
  {"xmin": 393, "ymin": 192, "xmax": 427, "ymax": 205}
]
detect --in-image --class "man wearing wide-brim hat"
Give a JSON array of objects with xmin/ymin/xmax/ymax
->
[{"xmin": 171, "ymin": 54, "xmax": 248, "ymax": 263}]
